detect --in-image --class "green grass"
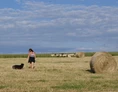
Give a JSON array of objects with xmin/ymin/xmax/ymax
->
[
  {"xmin": 0, "ymin": 52, "xmax": 118, "ymax": 58},
  {"xmin": 52, "ymin": 81, "xmax": 85, "ymax": 89},
  {"xmin": 52, "ymin": 79, "xmax": 118, "ymax": 91},
  {"xmin": 0, "ymin": 57, "xmax": 118, "ymax": 92},
  {"xmin": 0, "ymin": 53, "xmax": 51, "ymax": 58}
]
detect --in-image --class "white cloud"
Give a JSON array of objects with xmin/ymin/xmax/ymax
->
[
  {"xmin": 15, "ymin": 0, "xmax": 21, "ymax": 3},
  {"xmin": 66, "ymin": 32, "xmax": 77, "ymax": 37},
  {"xmin": 76, "ymin": 47, "xmax": 93, "ymax": 51}
]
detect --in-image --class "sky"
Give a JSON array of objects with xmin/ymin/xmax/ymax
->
[{"xmin": 0, "ymin": 0, "xmax": 118, "ymax": 54}]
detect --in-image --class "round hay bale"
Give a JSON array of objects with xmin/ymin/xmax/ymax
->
[
  {"xmin": 76, "ymin": 52, "xmax": 85, "ymax": 58},
  {"xmin": 90, "ymin": 52, "xmax": 117, "ymax": 73}
]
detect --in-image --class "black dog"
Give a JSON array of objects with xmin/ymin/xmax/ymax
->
[{"xmin": 12, "ymin": 63, "xmax": 24, "ymax": 69}]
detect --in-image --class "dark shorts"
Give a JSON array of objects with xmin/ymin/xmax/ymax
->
[{"xmin": 28, "ymin": 57, "xmax": 35, "ymax": 63}]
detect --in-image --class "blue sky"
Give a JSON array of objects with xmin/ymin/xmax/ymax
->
[{"xmin": 0, "ymin": 0, "xmax": 118, "ymax": 54}]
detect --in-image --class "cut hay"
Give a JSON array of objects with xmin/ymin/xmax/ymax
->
[
  {"xmin": 90, "ymin": 52, "xmax": 117, "ymax": 73},
  {"xmin": 76, "ymin": 52, "xmax": 85, "ymax": 58}
]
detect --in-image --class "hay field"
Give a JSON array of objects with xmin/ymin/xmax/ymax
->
[{"xmin": 0, "ymin": 56, "xmax": 118, "ymax": 92}]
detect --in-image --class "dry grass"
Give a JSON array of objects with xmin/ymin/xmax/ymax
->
[{"xmin": 0, "ymin": 57, "xmax": 118, "ymax": 92}]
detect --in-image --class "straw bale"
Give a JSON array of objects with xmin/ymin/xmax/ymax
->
[
  {"xmin": 76, "ymin": 52, "xmax": 85, "ymax": 58},
  {"xmin": 90, "ymin": 52, "xmax": 117, "ymax": 73}
]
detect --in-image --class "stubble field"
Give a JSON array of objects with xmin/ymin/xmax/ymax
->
[{"xmin": 0, "ymin": 56, "xmax": 118, "ymax": 92}]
